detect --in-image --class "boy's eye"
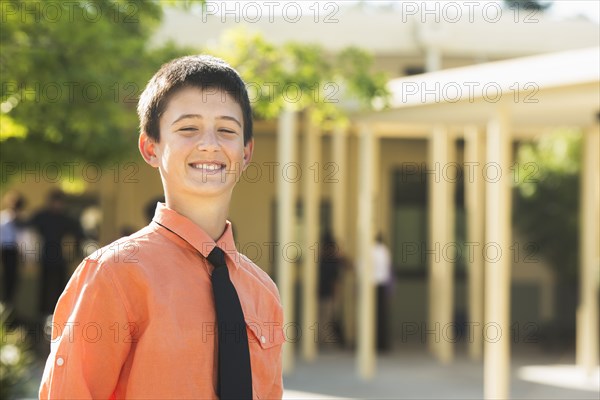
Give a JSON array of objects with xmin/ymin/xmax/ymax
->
[
  {"xmin": 219, "ymin": 128, "xmax": 236, "ymax": 134},
  {"xmin": 178, "ymin": 127, "xmax": 198, "ymax": 135}
]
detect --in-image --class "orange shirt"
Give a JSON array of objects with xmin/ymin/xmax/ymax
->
[{"xmin": 39, "ymin": 202, "xmax": 285, "ymax": 399}]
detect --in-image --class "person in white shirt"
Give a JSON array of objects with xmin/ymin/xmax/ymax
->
[
  {"xmin": 373, "ymin": 232, "xmax": 392, "ymax": 352},
  {"xmin": 0, "ymin": 191, "xmax": 27, "ymax": 308}
]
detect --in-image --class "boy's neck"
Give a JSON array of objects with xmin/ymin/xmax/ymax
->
[{"xmin": 165, "ymin": 194, "xmax": 231, "ymax": 242}]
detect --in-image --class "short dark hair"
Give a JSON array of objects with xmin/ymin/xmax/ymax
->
[
  {"xmin": 2, "ymin": 190, "xmax": 26, "ymax": 211},
  {"xmin": 47, "ymin": 188, "xmax": 66, "ymax": 203},
  {"xmin": 137, "ymin": 55, "xmax": 253, "ymax": 144}
]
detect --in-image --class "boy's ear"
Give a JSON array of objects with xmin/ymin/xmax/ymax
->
[
  {"xmin": 139, "ymin": 132, "xmax": 159, "ymax": 168},
  {"xmin": 242, "ymin": 138, "xmax": 254, "ymax": 170}
]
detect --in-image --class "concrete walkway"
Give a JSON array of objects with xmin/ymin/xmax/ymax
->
[
  {"xmin": 13, "ymin": 345, "xmax": 600, "ymax": 399},
  {"xmin": 282, "ymin": 345, "xmax": 600, "ymax": 399}
]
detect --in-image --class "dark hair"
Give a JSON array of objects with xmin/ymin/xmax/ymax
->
[
  {"xmin": 2, "ymin": 190, "xmax": 26, "ymax": 211},
  {"xmin": 137, "ymin": 55, "xmax": 253, "ymax": 144},
  {"xmin": 47, "ymin": 188, "xmax": 66, "ymax": 203}
]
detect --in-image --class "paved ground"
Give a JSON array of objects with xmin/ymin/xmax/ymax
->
[
  {"xmin": 282, "ymin": 345, "xmax": 600, "ymax": 400},
  {"xmin": 12, "ymin": 344, "xmax": 600, "ymax": 399}
]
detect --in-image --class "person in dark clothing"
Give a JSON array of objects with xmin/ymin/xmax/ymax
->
[
  {"xmin": 29, "ymin": 189, "xmax": 83, "ymax": 316},
  {"xmin": 318, "ymin": 231, "xmax": 342, "ymax": 346}
]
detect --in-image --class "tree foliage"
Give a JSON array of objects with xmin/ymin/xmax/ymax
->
[
  {"xmin": 1, "ymin": 2, "xmax": 388, "ymax": 183},
  {"xmin": 0, "ymin": 0, "xmax": 191, "ymax": 168},
  {"xmin": 513, "ymin": 130, "xmax": 581, "ymax": 283},
  {"xmin": 205, "ymin": 28, "xmax": 389, "ymax": 127},
  {"xmin": 0, "ymin": 303, "xmax": 34, "ymax": 399}
]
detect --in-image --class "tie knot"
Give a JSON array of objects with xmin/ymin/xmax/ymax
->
[{"xmin": 207, "ymin": 246, "xmax": 227, "ymax": 269}]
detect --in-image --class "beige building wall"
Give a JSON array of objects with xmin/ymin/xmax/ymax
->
[
  {"xmin": 379, "ymin": 138, "xmax": 429, "ymax": 245},
  {"xmin": 3, "ymin": 128, "xmax": 557, "ymax": 326},
  {"xmin": 230, "ymin": 131, "xmax": 278, "ymax": 275},
  {"xmin": 229, "ymin": 124, "xmax": 361, "ymax": 275}
]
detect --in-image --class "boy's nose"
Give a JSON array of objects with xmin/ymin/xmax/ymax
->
[{"xmin": 196, "ymin": 129, "xmax": 219, "ymax": 150}]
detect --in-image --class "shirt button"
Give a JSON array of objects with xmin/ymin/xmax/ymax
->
[
  {"xmin": 56, "ymin": 357, "xmax": 65, "ymax": 366},
  {"xmin": 260, "ymin": 336, "xmax": 266, "ymax": 344}
]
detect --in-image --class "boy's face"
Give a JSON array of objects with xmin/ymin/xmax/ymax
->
[{"xmin": 139, "ymin": 86, "xmax": 253, "ymax": 203}]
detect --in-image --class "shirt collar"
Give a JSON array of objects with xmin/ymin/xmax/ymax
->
[{"xmin": 152, "ymin": 202, "xmax": 239, "ymax": 269}]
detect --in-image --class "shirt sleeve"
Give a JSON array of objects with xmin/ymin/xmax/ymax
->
[
  {"xmin": 39, "ymin": 258, "xmax": 133, "ymax": 399},
  {"xmin": 264, "ymin": 288, "xmax": 285, "ymax": 400},
  {"xmin": 265, "ymin": 343, "xmax": 284, "ymax": 400}
]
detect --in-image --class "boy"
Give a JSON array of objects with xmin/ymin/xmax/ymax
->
[{"xmin": 40, "ymin": 55, "xmax": 285, "ymax": 399}]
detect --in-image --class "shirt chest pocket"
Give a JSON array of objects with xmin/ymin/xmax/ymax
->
[{"xmin": 245, "ymin": 318, "xmax": 285, "ymax": 399}]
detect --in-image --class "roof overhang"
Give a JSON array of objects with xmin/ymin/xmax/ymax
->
[{"xmin": 356, "ymin": 47, "xmax": 600, "ymax": 134}]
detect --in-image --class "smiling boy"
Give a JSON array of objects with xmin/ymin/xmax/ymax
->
[{"xmin": 40, "ymin": 55, "xmax": 285, "ymax": 399}]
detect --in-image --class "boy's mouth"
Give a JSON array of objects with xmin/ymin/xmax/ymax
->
[{"xmin": 189, "ymin": 162, "xmax": 226, "ymax": 173}]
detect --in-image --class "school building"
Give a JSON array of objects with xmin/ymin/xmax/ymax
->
[{"xmin": 7, "ymin": 5, "xmax": 599, "ymax": 399}]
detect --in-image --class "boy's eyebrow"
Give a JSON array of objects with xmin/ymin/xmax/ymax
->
[
  {"xmin": 218, "ymin": 116, "xmax": 242, "ymax": 128},
  {"xmin": 171, "ymin": 114, "xmax": 242, "ymax": 128}
]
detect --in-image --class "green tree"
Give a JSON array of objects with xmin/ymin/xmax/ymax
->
[
  {"xmin": 205, "ymin": 28, "xmax": 389, "ymax": 128},
  {"xmin": 0, "ymin": 0, "xmax": 191, "ymax": 170},
  {"xmin": 513, "ymin": 130, "xmax": 581, "ymax": 283},
  {"xmin": 1, "ymin": 3, "xmax": 387, "ymax": 187}
]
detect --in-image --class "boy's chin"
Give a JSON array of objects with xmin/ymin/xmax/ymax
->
[{"xmin": 187, "ymin": 183, "xmax": 233, "ymax": 198}]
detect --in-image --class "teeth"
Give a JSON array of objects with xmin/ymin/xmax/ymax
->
[{"xmin": 191, "ymin": 164, "xmax": 223, "ymax": 171}]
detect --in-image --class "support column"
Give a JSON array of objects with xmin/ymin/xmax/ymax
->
[
  {"xmin": 277, "ymin": 108, "xmax": 298, "ymax": 374},
  {"xmin": 577, "ymin": 123, "xmax": 600, "ymax": 374},
  {"xmin": 331, "ymin": 123, "xmax": 353, "ymax": 347},
  {"xmin": 427, "ymin": 125, "xmax": 455, "ymax": 363},
  {"xmin": 302, "ymin": 110, "xmax": 320, "ymax": 361},
  {"xmin": 483, "ymin": 108, "xmax": 512, "ymax": 400},
  {"xmin": 356, "ymin": 123, "xmax": 377, "ymax": 379},
  {"xmin": 464, "ymin": 126, "xmax": 485, "ymax": 360},
  {"xmin": 426, "ymin": 46, "xmax": 442, "ymax": 72},
  {"xmin": 332, "ymin": 123, "xmax": 348, "ymax": 251}
]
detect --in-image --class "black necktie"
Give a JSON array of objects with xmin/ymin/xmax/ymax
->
[{"xmin": 208, "ymin": 246, "xmax": 253, "ymax": 400}]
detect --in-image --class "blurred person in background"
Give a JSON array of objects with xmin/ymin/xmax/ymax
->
[
  {"xmin": 373, "ymin": 232, "xmax": 393, "ymax": 353},
  {"xmin": 318, "ymin": 231, "xmax": 343, "ymax": 347},
  {"xmin": 28, "ymin": 188, "xmax": 83, "ymax": 319},
  {"xmin": 144, "ymin": 195, "xmax": 166, "ymax": 223},
  {"xmin": 0, "ymin": 190, "xmax": 28, "ymax": 309}
]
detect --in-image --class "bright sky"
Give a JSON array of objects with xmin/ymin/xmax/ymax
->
[
  {"xmin": 345, "ymin": 1, "xmax": 600, "ymax": 23},
  {"xmin": 202, "ymin": 1, "xmax": 600, "ymax": 24},
  {"xmin": 548, "ymin": 0, "xmax": 600, "ymax": 23}
]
